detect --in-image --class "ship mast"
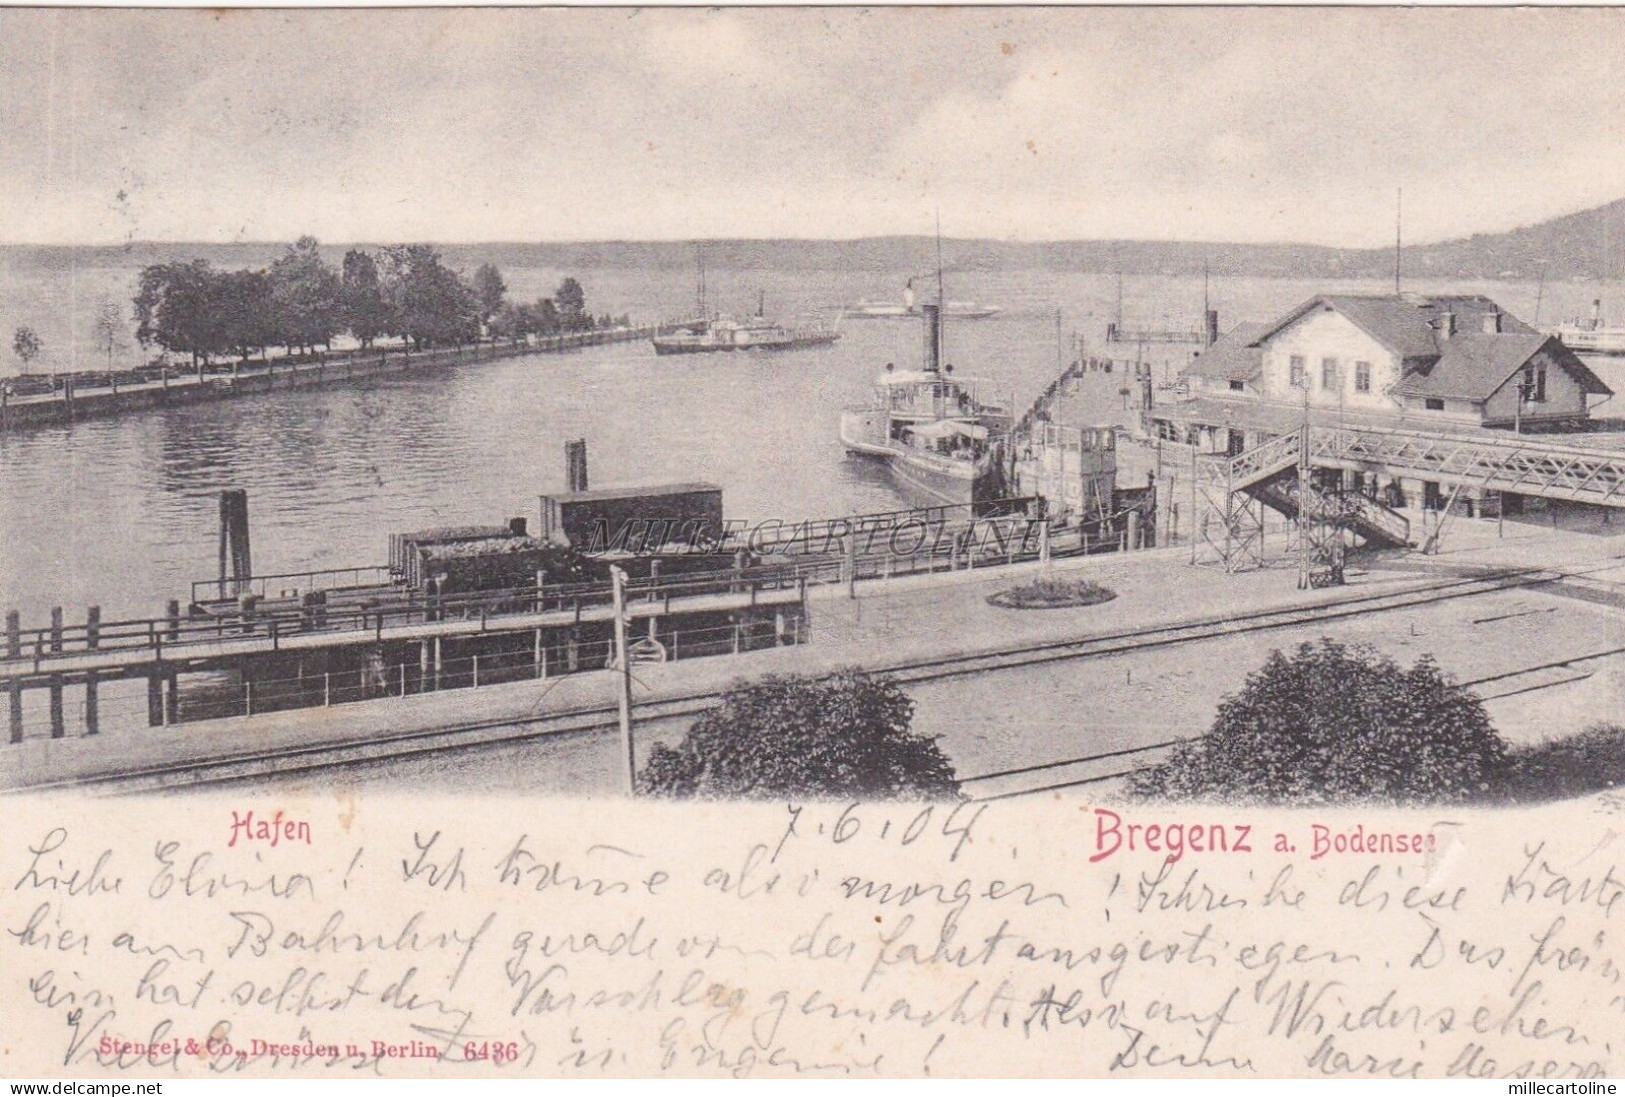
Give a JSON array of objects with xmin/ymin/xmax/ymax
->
[{"xmin": 934, "ymin": 211, "xmax": 947, "ymax": 372}]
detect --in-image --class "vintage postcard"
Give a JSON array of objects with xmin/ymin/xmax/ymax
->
[{"xmin": 2, "ymin": 5, "xmax": 1623, "ymax": 1082}]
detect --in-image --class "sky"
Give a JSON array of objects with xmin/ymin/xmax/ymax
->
[{"xmin": 1, "ymin": 7, "xmax": 1622, "ymax": 248}]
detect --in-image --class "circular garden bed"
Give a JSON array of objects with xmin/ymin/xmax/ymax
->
[{"xmin": 986, "ymin": 575, "xmax": 1118, "ymax": 610}]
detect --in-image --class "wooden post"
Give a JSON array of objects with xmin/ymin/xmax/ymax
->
[
  {"xmin": 165, "ymin": 672, "xmax": 178, "ymax": 725},
  {"xmin": 84, "ymin": 605, "xmax": 100, "ymax": 736},
  {"xmin": 533, "ymin": 629, "xmax": 544, "ymax": 677},
  {"xmin": 147, "ymin": 674, "xmax": 164, "ymax": 727},
  {"xmin": 566, "ymin": 438, "xmax": 589, "ymax": 493},
  {"xmin": 610, "ymin": 566, "xmax": 635, "ymax": 796},
  {"xmin": 48, "ymin": 607, "xmax": 63, "ymax": 738},
  {"xmin": 432, "ymin": 636, "xmax": 443, "ymax": 689},
  {"xmin": 845, "ymin": 521, "xmax": 858, "ymax": 599},
  {"xmin": 218, "ymin": 489, "xmax": 252, "ymax": 597},
  {"xmin": 420, "ymin": 640, "xmax": 432, "ymax": 691},
  {"xmin": 167, "ymin": 599, "xmax": 181, "ymax": 643},
  {"xmin": 6, "ymin": 609, "xmax": 20, "ymax": 743}
]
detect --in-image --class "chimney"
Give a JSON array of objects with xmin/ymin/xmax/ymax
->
[
  {"xmin": 1204, "ymin": 309, "xmax": 1220, "ymax": 347},
  {"xmin": 1439, "ymin": 310, "xmax": 1456, "ymax": 338},
  {"xmin": 1481, "ymin": 310, "xmax": 1502, "ymax": 334},
  {"xmin": 921, "ymin": 303, "xmax": 941, "ymax": 373}
]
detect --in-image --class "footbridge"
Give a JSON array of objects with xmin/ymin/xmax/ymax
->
[{"xmin": 1192, "ymin": 423, "xmax": 1625, "ymax": 574}]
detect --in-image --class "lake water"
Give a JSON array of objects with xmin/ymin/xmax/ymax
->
[{"xmin": 1, "ymin": 256, "xmax": 1621, "ymax": 623}]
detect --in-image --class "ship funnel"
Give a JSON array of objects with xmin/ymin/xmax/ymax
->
[
  {"xmin": 1594, "ymin": 299, "xmax": 1604, "ymax": 328},
  {"xmin": 922, "ymin": 303, "xmax": 942, "ymax": 373}
]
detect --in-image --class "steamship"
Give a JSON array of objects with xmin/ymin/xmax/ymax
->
[
  {"xmin": 838, "ymin": 301, "xmax": 1012, "ymax": 511},
  {"xmin": 1551, "ymin": 299, "xmax": 1625, "ymax": 356}
]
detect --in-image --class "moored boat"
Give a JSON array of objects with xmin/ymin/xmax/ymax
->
[
  {"xmin": 840, "ymin": 279, "xmax": 1002, "ymax": 321},
  {"xmin": 1550, "ymin": 300, "xmax": 1625, "ymax": 356},
  {"xmin": 839, "ymin": 302, "xmax": 1013, "ymax": 511}
]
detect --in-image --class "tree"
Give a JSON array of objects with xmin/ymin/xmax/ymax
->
[
  {"xmin": 1129, "ymin": 639, "xmax": 1505, "ymax": 805},
  {"xmin": 554, "ymin": 277, "xmax": 587, "ymax": 331},
  {"xmin": 12, "ymin": 326, "xmax": 42, "ymax": 373},
  {"xmin": 340, "ymin": 249, "xmax": 392, "ymax": 349},
  {"xmin": 268, "ymin": 236, "xmax": 342, "ymax": 354},
  {"xmin": 378, "ymin": 244, "xmax": 479, "ymax": 349},
  {"xmin": 471, "ymin": 263, "xmax": 507, "ymax": 331},
  {"xmin": 216, "ymin": 270, "xmax": 276, "ymax": 362},
  {"xmin": 92, "ymin": 300, "xmax": 125, "ymax": 370},
  {"xmin": 134, "ymin": 259, "xmax": 219, "ymax": 367},
  {"xmin": 637, "ymin": 670, "xmax": 961, "ymax": 800}
]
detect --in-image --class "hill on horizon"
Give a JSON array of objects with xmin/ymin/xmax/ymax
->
[{"xmin": 4, "ymin": 198, "xmax": 1621, "ymax": 282}]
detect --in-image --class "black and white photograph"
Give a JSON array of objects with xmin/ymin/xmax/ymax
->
[{"xmin": 1, "ymin": 5, "xmax": 1622, "ymax": 1082}]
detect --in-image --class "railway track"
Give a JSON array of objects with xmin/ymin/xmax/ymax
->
[{"xmin": 12, "ymin": 559, "xmax": 1616, "ymax": 797}]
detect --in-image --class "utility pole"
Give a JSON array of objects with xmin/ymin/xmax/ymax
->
[
  {"xmin": 609, "ymin": 565, "xmax": 636, "ymax": 795},
  {"xmin": 1394, "ymin": 188, "xmax": 1403, "ymax": 295},
  {"xmin": 1297, "ymin": 369, "xmax": 1312, "ymax": 591},
  {"xmin": 1533, "ymin": 265, "xmax": 1547, "ymax": 327}
]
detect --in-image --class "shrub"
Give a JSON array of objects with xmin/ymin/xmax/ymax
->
[
  {"xmin": 1129, "ymin": 638, "xmax": 1504, "ymax": 805},
  {"xmin": 637, "ymin": 669, "xmax": 961, "ymax": 800},
  {"xmin": 987, "ymin": 576, "xmax": 1117, "ymax": 610},
  {"xmin": 1496, "ymin": 723, "xmax": 1625, "ymax": 804}
]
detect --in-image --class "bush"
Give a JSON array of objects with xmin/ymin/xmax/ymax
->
[
  {"xmin": 1496, "ymin": 723, "xmax": 1625, "ymax": 804},
  {"xmin": 1129, "ymin": 638, "xmax": 1504, "ymax": 805},
  {"xmin": 637, "ymin": 669, "xmax": 961, "ymax": 800},
  {"xmin": 987, "ymin": 576, "xmax": 1117, "ymax": 610}
]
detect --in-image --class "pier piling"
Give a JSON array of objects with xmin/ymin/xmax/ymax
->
[
  {"xmin": 6, "ymin": 610, "xmax": 20, "ymax": 743},
  {"xmin": 218, "ymin": 489, "xmax": 253, "ymax": 597},
  {"xmin": 566, "ymin": 438, "xmax": 590, "ymax": 493},
  {"xmin": 48, "ymin": 607, "xmax": 64, "ymax": 738},
  {"xmin": 85, "ymin": 606, "xmax": 100, "ymax": 736}
]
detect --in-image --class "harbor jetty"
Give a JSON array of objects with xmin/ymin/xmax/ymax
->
[{"xmin": 0, "ymin": 324, "xmax": 683, "ymax": 434}]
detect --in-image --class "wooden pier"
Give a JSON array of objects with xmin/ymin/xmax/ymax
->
[
  {"xmin": 1, "ymin": 565, "xmax": 810, "ymax": 741},
  {"xmin": 0, "ymin": 323, "xmax": 686, "ymax": 434}
]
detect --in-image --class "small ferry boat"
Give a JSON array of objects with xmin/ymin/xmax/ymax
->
[
  {"xmin": 1550, "ymin": 300, "xmax": 1625, "ymax": 356},
  {"xmin": 839, "ymin": 302, "xmax": 1013, "ymax": 510},
  {"xmin": 840, "ymin": 279, "xmax": 1002, "ymax": 321},
  {"xmin": 652, "ymin": 292, "xmax": 840, "ymax": 356}
]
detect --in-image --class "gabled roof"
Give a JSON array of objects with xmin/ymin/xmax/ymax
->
[
  {"xmin": 1256, "ymin": 293, "xmax": 1537, "ymax": 361},
  {"xmin": 1398, "ymin": 333, "xmax": 1613, "ymax": 401},
  {"xmin": 1182, "ymin": 321, "xmax": 1269, "ymax": 383}
]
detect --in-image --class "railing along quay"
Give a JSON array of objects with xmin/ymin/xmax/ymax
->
[{"xmin": 0, "ymin": 322, "xmax": 688, "ymax": 433}]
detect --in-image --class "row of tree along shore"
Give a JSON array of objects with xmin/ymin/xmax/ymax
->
[
  {"xmin": 0, "ymin": 328, "xmax": 668, "ymax": 431},
  {"xmin": 131, "ymin": 236, "xmax": 628, "ymax": 368}
]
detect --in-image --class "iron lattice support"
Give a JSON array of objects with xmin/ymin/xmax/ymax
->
[{"xmin": 1191, "ymin": 453, "xmax": 1268, "ymax": 572}]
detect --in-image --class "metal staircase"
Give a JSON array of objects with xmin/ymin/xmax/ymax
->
[{"xmin": 1248, "ymin": 476, "xmax": 1411, "ymax": 549}]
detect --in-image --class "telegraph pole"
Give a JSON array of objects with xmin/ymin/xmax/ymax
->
[
  {"xmin": 610, "ymin": 565, "xmax": 635, "ymax": 795},
  {"xmin": 1298, "ymin": 370, "xmax": 1312, "ymax": 590}
]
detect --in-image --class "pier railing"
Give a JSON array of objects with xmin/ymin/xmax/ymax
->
[{"xmin": 0, "ymin": 322, "xmax": 687, "ymax": 433}]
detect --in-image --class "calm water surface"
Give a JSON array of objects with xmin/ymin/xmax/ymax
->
[{"xmin": 1, "ymin": 263, "xmax": 1619, "ymax": 623}]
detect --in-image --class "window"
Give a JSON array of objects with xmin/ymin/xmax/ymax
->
[
  {"xmin": 1425, "ymin": 398, "xmax": 1445, "ymax": 411},
  {"xmin": 1289, "ymin": 355, "xmax": 1305, "ymax": 387},
  {"xmin": 1354, "ymin": 361, "xmax": 1371, "ymax": 393},
  {"xmin": 1522, "ymin": 363, "xmax": 1547, "ymax": 404},
  {"xmin": 1229, "ymin": 380, "xmax": 1245, "ymax": 392},
  {"xmin": 1321, "ymin": 357, "xmax": 1338, "ymax": 391}
]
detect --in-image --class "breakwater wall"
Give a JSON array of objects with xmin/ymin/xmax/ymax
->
[{"xmin": 0, "ymin": 323, "xmax": 678, "ymax": 433}]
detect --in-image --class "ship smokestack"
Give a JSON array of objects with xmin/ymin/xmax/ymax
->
[
  {"xmin": 1204, "ymin": 309, "xmax": 1220, "ymax": 347},
  {"xmin": 922, "ymin": 303, "xmax": 941, "ymax": 373},
  {"xmin": 1594, "ymin": 299, "xmax": 1604, "ymax": 329}
]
